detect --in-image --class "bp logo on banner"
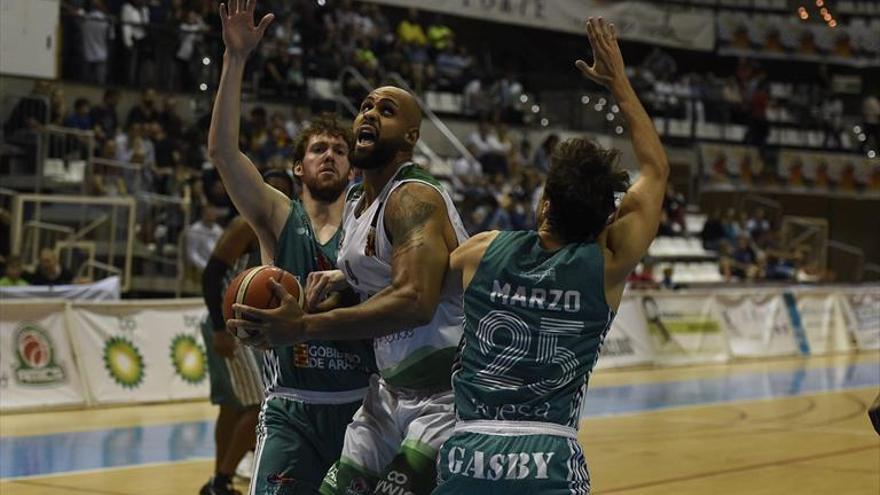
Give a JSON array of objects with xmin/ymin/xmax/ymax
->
[
  {"xmin": 103, "ymin": 336, "xmax": 145, "ymax": 389},
  {"xmin": 170, "ymin": 334, "xmax": 207, "ymax": 384},
  {"xmin": 14, "ymin": 323, "xmax": 66, "ymax": 385}
]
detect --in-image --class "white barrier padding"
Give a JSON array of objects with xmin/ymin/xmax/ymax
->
[
  {"xmin": 838, "ymin": 288, "xmax": 880, "ymax": 350},
  {"xmin": 0, "ymin": 276, "xmax": 121, "ymax": 301},
  {"xmin": 0, "ymin": 301, "xmax": 88, "ymax": 410},
  {"xmin": 716, "ymin": 292, "xmax": 799, "ymax": 357},
  {"xmin": 639, "ymin": 292, "xmax": 730, "ymax": 365},
  {"xmin": 67, "ymin": 300, "xmax": 210, "ymax": 405},
  {"xmin": 596, "ymin": 297, "xmax": 654, "ymax": 369}
]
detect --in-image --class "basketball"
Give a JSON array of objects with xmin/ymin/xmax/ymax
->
[{"xmin": 222, "ymin": 266, "xmax": 303, "ymax": 327}]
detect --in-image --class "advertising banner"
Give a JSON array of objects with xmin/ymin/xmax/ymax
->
[
  {"xmin": 364, "ymin": 0, "xmax": 715, "ymax": 51},
  {"xmin": 715, "ymin": 292, "xmax": 800, "ymax": 357},
  {"xmin": 595, "ymin": 296, "xmax": 654, "ymax": 369},
  {"xmin": 794, "ymin": 289, "xmax": 852, "ymax": 354},
  {"xmin": 67, "ymin": 300, "xmax": 210, "ymax": 404},
  {"xmin": 0, "ymin": 301, "xmax": 87, "ymax": 410},
  {"xmin": 637, "ymin": 292, "xmax": 728, "ymax": 365},
  {"xmin": 837, "ymin": 287, "xmax": 880, "ymax": 350}
]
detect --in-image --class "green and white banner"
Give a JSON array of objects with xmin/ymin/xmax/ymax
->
[
  {"xmin": 0, "ymin": 301, "xmax": 87, "ymax": 410},
  {"xmin": 68, "ymin": 300, "xmax": 210, "ymax": 404}
]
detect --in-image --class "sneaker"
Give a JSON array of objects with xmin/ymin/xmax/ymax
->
[
  {"xmin": 235, "ymin": 450, "xmax": 255, "ymax": 480},
  {"xmin": 199, "ymin": 476, "xmax": 241, "ymax": 495}
]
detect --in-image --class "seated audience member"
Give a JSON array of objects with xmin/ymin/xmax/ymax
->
[
  {"xmin": 701, "ymin": 210, "xmax": 726, "ymax": 251},
  {"xmin": 0, "ymin": 255, "xmax": 29, "ymax": 286},
  {"xmin": 26, "ymin": 248, "xmax": 74, "ymax": 286}
]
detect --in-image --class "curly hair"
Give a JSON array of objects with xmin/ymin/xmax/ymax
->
[
  {"xmin": 291, "ymin": 113, "xmax": 354, "ymax": 164},
  {"xmin": 543, "ymin": 137, "xmax": 630, "ymax": 243}
]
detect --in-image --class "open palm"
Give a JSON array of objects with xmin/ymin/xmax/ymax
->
[
  {"xmin": 576, "ymin": 17, "xmax": 626, "ymax": 89},
  {"xmin": 220, "ymin": 0, "xmax": 274, "ymax": 57}
]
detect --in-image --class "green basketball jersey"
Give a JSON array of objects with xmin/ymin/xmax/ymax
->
[
  {"xmin": 453, "ymin": 231, "xmax": 615, "ymax": 428},
  {"xmin": 266, "ymin": 199, "xmax": 375, "ymax": 397}
]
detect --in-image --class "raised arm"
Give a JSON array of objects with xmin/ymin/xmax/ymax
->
[
  {"xmin": 577, "ymin": 17, "xmax": 669, "ymax": 290},
  {"xmin": 208, "ymin": 0, "xmax": 287, "ymax": 248},
  {"xmin": 230, "ymin": 183, "xmax": 459, "ymax": 346}
]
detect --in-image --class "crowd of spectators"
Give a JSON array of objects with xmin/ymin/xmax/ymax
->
[
  {"xmin": 700, "ymin": 207, "xmax": 828, "ymax": 283},
  {"xmin": 60, "ymin": 1, "xmax": 526, "ymax": 122}
]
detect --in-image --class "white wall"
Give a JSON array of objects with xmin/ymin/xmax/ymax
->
[{"xmin": 0, "ymin": 0, "xmax": 59, "ymax": 79}]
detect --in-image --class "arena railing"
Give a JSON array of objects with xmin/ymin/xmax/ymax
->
[{"xmin": 8, "ymin": 193, "xmax": 137, "ymax": 291}]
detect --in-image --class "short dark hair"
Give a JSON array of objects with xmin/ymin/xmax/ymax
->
[
  {"xmin": 291, "ymin": 113, "xmax": 354, "ymax": 165},
  {"xmin": 543, "ymin": 137, "xmax": 630, "ymax": 243}
]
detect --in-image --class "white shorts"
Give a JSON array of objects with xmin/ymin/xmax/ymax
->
[
  {"xmin": 226, "ymin": 345, "xmax": 265, "ymax": 407},
  {"xmin": 340, "ymin": 374, "xmax": 455, "ymax": 476}
]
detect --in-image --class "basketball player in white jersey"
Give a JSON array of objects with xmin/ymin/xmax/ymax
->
[{"xmin": 230, "ymin": 86, "xmax": 469, "ymax": 494}]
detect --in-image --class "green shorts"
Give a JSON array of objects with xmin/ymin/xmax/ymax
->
[
  {"xmin": 250, "ymin": 395, "xmax": 363, "ymax": 495},
  {"xmin": 434, "ymin": 424, "xmax": 590, "ymax": 495},
  {"xmin": 200, "ymin": 319, "xmax": 238, "ymax": 407}
]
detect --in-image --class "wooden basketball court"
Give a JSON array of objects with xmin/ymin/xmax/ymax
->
[{"xmin": 2, "ymin": 352, "xmax": 878, "ymax": 494}]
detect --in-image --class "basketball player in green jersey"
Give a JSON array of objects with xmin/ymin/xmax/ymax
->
[
  {"xmin": 231, "ymin": 84, "xmax": 469, "ymax": 494},
  {"xmin": 434, "ymin": 17, "xmax": 669, "ymax": 494},
  {"xmin": 209, "ymin": 1, "xmax": 374, "ymax": 493}
]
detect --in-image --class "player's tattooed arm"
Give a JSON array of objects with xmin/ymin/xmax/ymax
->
[
  {"xmin": 385, "ymin": 185, "xmax": 440, "ymax": 257},
  {"xmin": 302, "ymin": 183, "xmax": 453, "ymax": 341}
]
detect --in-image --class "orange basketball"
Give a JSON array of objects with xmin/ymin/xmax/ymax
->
[{"xmin": 222, "ymin": 265, "xmax": 303, "ymax": 324}]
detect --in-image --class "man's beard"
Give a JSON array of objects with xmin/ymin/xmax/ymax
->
[
  {"xmin": 303, "ymin": 173, "xmax": 349, "ymax": 202},
  {"xmin": 351, "ymin": 139, "xmax": 399, "ymax": 170}
]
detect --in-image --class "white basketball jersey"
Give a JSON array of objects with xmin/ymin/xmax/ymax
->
[{"xmin": 338, "ymin": 163, "xmax": 468, "ymax": 389}]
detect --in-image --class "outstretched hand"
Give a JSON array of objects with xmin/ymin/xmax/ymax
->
[
  {"xmin": 575, "ymin": 17, "xmax": 627, "ymax": 90},
  {"xmin": 226, "ymin": 278, "xmax": 305, "ymax": 349},
  {"xmin": 219, "ymin": 0, "xmax": 274, "ymax": 58}
]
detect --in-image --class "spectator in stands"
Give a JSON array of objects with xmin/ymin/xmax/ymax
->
[
  {"xmin": 452, "ymin": 143, "xmax": 483, "ymax": 188},
  {"xmin": 0, "ymin": 254, "xmax": 29, "ymax": 287},
  {"xmin": 263, "ymin": 45, "xmax": 305, "ymax": 98},
  {"xmin": 3, "ymin": 80, "xmax": 52, "ymax": 138},
  {"xmin": 663, "ymin": 183, "xmax": 687, "ymax": 235},
  {"xmin": 660, "ymin": 266, "xmax": 676, "ymax": 290},
  {"xmin": 820, "ymin": 91, "xmax": 844, "ymax": 149},
  {"xmin": 627, "ymin": 260, "xmax": 657, "ymax": 289},
  {"xmin": 700, "ymin": 210, "xmax": 725, "ymax": 251},
  {"xmin": 49, "ymin": 87, "xmax": 67, "ymax": 126},
  {"xmin": 159, "ymin": 96, "xmax": 184, "ymax": 138},
  {"xmin": 185, "ymin": 206, "xmax": 223, "ymax": 273},
  {"xmin": 78, "ymin": 0, "xmax": 113, "ymax": 85},
  {"xmin": 90, "ymin": 88, "xmax": 120, "ymax": 141},
  {"xmin": 121, "ymin": 0, "xmax": 152, "ymax": 85},
  {"xmin": 463, "ymin": 72, "xmax": 494, "ymax": 118},
  {"xmin": 26, "ymin": 248, "xmax": 74, "ymax": 286},
  {"xmin": 732, "ymin": 235, "xmax": 756, "ymax": 274},
  {"xmin": 747, "ymin": 208, "xmax": 770, "ymax": 239},
  {"xmin": 468, "ymin": 121, "xmax": 509, "ymax": 177},
  {"xmin": 397, "ymin": 8, "xmax": 427, "ymax": 47},
  {"xmin": 63, "ymin": 98, "xmax": 93, "ymax": 130},
  {"xmin": 862, "ymin": 95, "xmax": 879, "ymax": 150},
  {"xmin": 90, "ymin": 141, "xmax": 128, "ymax": 196},
  {"xmin": 176, "ymin": 8, "xmax": 209, "ymax": 91},
  {"xmin": 533, "ymin": 133, "xmax": 560, "ymax": 173},
  {"xmin": 427, "ymin": 13, "xmax": 454, "ymax": 55},
  {"xmin": 721, "ymin": 208, "xmax": 738, "ymax": 241},
  {"xmin": 127, "ymin": 88, "xmax": 160, "ymax": 127}
]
